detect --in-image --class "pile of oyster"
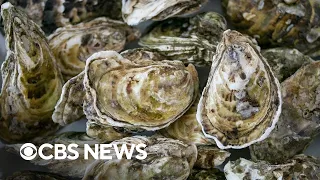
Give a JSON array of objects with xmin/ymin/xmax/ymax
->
[{"xmin": 0, "ymin": 0, "xmax": 320, "ymax": 179}]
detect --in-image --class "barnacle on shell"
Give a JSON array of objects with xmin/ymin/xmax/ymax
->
[
  {"xmin": 0, "ymin": 3, "xmax": 63, "ymax": 143},
  {"xmin": 48, "ymin": 17, "xmax": 140, "ymax": 80},
  {"xmin": 250, "ymin": 61, "xmax": 320, "ymax": 164},
  {"xmin": 122, "ymin": 0, "xmax": 208, "ymax": 25},
  {"xmin": 224, "ymin": 155, "xmax": 320, "ymax": 180},
  {"xmin": 140, "ymin": 12, "xmax": 227, "ymax": 67},
  {"xmin": 222, "ymin": 0, "xmax": 320, "ymax": 57},
  {"xmin": 197, "ymin": 30, "xmax": 282, "ymax": 149}
]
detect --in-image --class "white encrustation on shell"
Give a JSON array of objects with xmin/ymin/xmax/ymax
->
[
  {"xmin": 48, "ymin": 17, "xmax": 140, "ymax": 80},
  {"xmin": 197, "ymin": 30, "xmax": 282, "ymax": 149},
  {"xmin": 122, "ymin": 0, "xmax": 208, "ymax": 25}
]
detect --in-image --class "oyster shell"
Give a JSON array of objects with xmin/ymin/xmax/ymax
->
[
  {"xmin": 250, "ymin": 61, "xmax": 320, "ymax": 163},
  {"xmin": 197, "ymin": 30, "xmax": 282, "ymax": 149},
  {"xmin": 188, "ymin": 169, "xmax": 226, "ymax": 180},
  {"xmin": 139, "ymin": 12, "xmax": 227, "ymax": 67},
  {"xmin": 7, "ymin": 132, "xmax": 100, "ymax": 178},
  {"xmin": 263, "ymin": 48, "xmax": 314, "ymax": 82},
  {"xmin": 195, "ymin": 146, "xmax": 230, "ymax": 169},
  {"xmin": 6, "ymin": 171, "xmax": 68, "ymax": 180},
  {"xmin": 0, "ymin": 3, "xmax": 63, "ymax": 143},
  {"xmin": 83, "ymin": 136, "xmax": 197, "ymax": 180},
  {"xmin": 122, "ymin": 0, "xmax": 208, "ymax": 25},
  {"xmin": 83, "ymin": 50, "xmax": 199, "ymax": 131},
  {"xmin": 222, "ymin": 0, "xmax": 320, "ymax": 57},
  {"xmin": 224, "ymin": 155, "xmax": 320, "ymax": 180},
  {"xmin": 48, "ymin": 17, "xmax": 140, "ymax": 80}
]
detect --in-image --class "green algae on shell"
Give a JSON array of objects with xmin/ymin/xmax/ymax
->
[
  {"xmin": 140, "ymin": 12, "xmax": 227, "ymax": 67},
  {"xmin": 197, "ymin": 30, "xmax": 282, "ymax": 149},
  {"xmin": 0, "ymin": 2, "xmax": 63, "ymax": 143}
]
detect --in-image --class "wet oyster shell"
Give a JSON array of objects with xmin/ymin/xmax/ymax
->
[
  {"xmin": 224, "ymin": 155, "xmax": 320, "ymax": 180},
  {"xmin": 197, "ymin": 30, "xmax": 282, "ymax": 149},
  {"xmin": 83, "ymin": 50, "xmax": 199, "ymax": 131},
  {"xmin": 83, "ymin": 136, "xmax": 197, "ymax": 180},
  {"xmin": 7, "ymin": 132, "xmax": 100, "ymax": 178},
  {"xmin": 188, "ymin": 169, "xmax": 226, "ymax": 180},
  {"xmin": 222, "ymin": 0, "xmax": 320, "ymax": 57},
  {"xmin": 0, "ymin": 3, "xmax": 63, "ymax": 143},
  {"xmin": 122, "ymin": 0, "xmax": 208, "ymax": 25},
  {"xmin": 48, "ymin": 17, "xmax": 140, "ymax": 80},
  {"xmin": 250, "ymin": 61, "xmax": 320, "ymax": 164},
  {"xmin": 195, "ymin": 146, "xmax": 230, "ymax": 169},
  {"xmin": 140, "ymin": 12, "xmax": 227, "ymax": 67},
  {"xmin": 263, "ymin": 48, "xmax": 314, "ymax": 82},
  {"xmin": 6, "ymin": 171, "xmax": 68, "ymax": 180}
]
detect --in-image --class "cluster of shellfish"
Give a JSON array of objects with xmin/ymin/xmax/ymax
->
[{"xmin": 0, "ymin": 0, "xmax": 320, "ymax": 179}]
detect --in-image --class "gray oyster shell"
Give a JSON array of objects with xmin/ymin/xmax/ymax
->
[
  {"xmin": 7, "ymin": 132, "xmax": 100, "ymax": 178},
  {"xmin": 224, "ymin": 155, "xmax": 320, "ymax": 180},
  {"xmin": 139, "ymin": 12, "xmax": 227, "ymax": 67},
  {"xmin": 222, "ymin": 0, "xmax": 320, "ymax": 58},
  {"xmin": 6, "ymin": 171, "xmax": 67, "ymax": 180},
  {"xmin": 263, "ymin": 48, "xmax": 314, "ymax": 82},
  {"xmin": 0, "ymin": 3, "xmax": 63, "ymax": 143},
  {"xmin": 122, "ymin": 0, "xmax": 208, "ymax": 25},
  {"xmin": 83, "ymin": 136, "xmax": 197, "ymax": 180},
  {"xmin": 197, "ymin": 30, "xmax": 282, "ymax": 149},
  {"xmin": 188, "ymin": 169, "xmax": 225, "ymax": 180},
  {"xmin": 48, "ymin": 17, "xmax": 140, "ymax": 80},
  {"xmin": 195, "ymin": 146, "xmax": 230, "ymax": 169},
  {"xmin": 250, "ymin": 61, "xmax": 320, "ymax": 164}
]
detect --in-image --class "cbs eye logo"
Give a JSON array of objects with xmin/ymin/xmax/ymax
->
[{"xmin": 20, "ymin": 143, "xmax": 37, "ymax": 160}]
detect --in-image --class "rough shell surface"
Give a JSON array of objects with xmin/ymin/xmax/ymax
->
[
  {"xmin": 197, "ymin": 30, "xmax": 282, "ymax": 149},
  {"xmin": 188, "ymin": 169, "xmax": 225, "ymax": 180},
  {"xmin": 224, "ymin": 155, "xmax": 320, "ymax": 180},
  {"xmin": 122, "ymin": 0, "xmax": 208, "ymax": 25},
  {"xmin": 250, "ymin": 61, "xmax": 320, "ymax": 164},
  {"xmin": 194, "ymin": 146, "xmax": 230, "ymax": 169},
  {"xmin": 48, "ymin": 17, "xmax": 140, "ymax": 80},
  {"xmin": 6, "ymin": 171, "xmax": 67, "ymax": 180},
  {"xmin": 83, "ymin": 50, "xmax": 199, "ymax": 131},
  {"xmin": 140, "ymin": 12, "xmax": 227, "ymax": 67},
  {"xmin": 222, "ymin": 0, "xmax": 320, "ymax": 57},
  {"xmin": 6, "ymin": 132, "xmax": 100, "ymax": 178},
  {"xmin": 0, "ymin": 3, "xmax": 63, "ymax": 143},
  {"xmin": 83, "ymin": 136, "xmax": 197, "ymax": 180},
  {"xmin": 262, "ymin": 48, "xmax": 314, "ymax": 82}
]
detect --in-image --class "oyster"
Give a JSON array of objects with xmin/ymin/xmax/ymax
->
[
  {"xmin": 7, "ymin": 132, "xmax": 100, "ymax": 178},
  {"xmin": 140, "ymin": 12, "xmax": 227, "ymax": 67},
  {"xmin": 0, "ymin": 3, "xmax": 63, "ymax": 143},
  {"xmin": 195, "ymin": 145, "xmax": 230, "ymax": 169},
  {"xmin": 250, "ymin": 61, "xmax": 320, "ymax": 163},
  {"xmin": 224, "ymin": 155, "xmax": 320, "ymax": 180},
  {"xmin": 188, "ymin": 169, "xmax": 226, "ymax": 180},
  {"xmin": 197, "ymin": 30, "xmax": 282, "ymax": 149},
  {"xmin": 6, "ymin": 171, "xmax": 67, "ymax": 180},
  {"xmin": 83, "ymin": 136, "xmax": 197, "ymax": 180},
  {"xmin": 263, "ymin": 48, "xmax": 314, "ymax": 82},
  {"xmin": 48, "ymin": 17, "xmax": 140, "ymax": 80},
  {"xmin": 222, "ymin": 0, "xmax": 320, "ymax": 57},
  {"xmin": 122, "ymin": 0, "xmax": 208, "ymax": 25}
]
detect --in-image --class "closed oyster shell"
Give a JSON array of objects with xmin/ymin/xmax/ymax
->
[
  {"xmin": 0, "ymin": 3, "xmax": 63, "ymax": 143},
  {"xmin": 83, "ymin": 50, "xmax": 199, "ymax": 131},
  {"xmin": 263, "ymin": 48, "xmax": 314, "ymax": 82},
  {"xmin": 83, "ymin": 136, "xmax": 197, "ymax": 180},
  {"xmin": 197, "ymin": 30, "xmax": 282, "ymax": 149},
  {"xmin": 222, "ymin": 0, "xmax": 320, "ymax": 57},
  {"xmin": 48, "ymin": 17, "xmax": 140, "ymax": 80},
  {"xmin": 122, "ymin": 0, "xmax": 208, "ymax": 25},
  {"xmin": 7, "ymin": 132, "xmax": 100, "ymax": 178},
  {"xmin": 224, "ymin": 155, "xmax": 320, "ymax": 180},
  {"xmin": 250, "ymin": 61, "xmax": 320, "ymax": 164},
  {"xmin": 140, "ymin": 12, "xmax": 227, "ymax": 67},
  {"xmin": 195, "ymin": 146, "xmax": 230, "ymax": 169},
  {"xmin": 188, "ymin": 169, "xmax": 226, "ymax": 180},
  {"xmin": 6, "ymin": 171, "xmax": 68, "ymax": 180}
]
